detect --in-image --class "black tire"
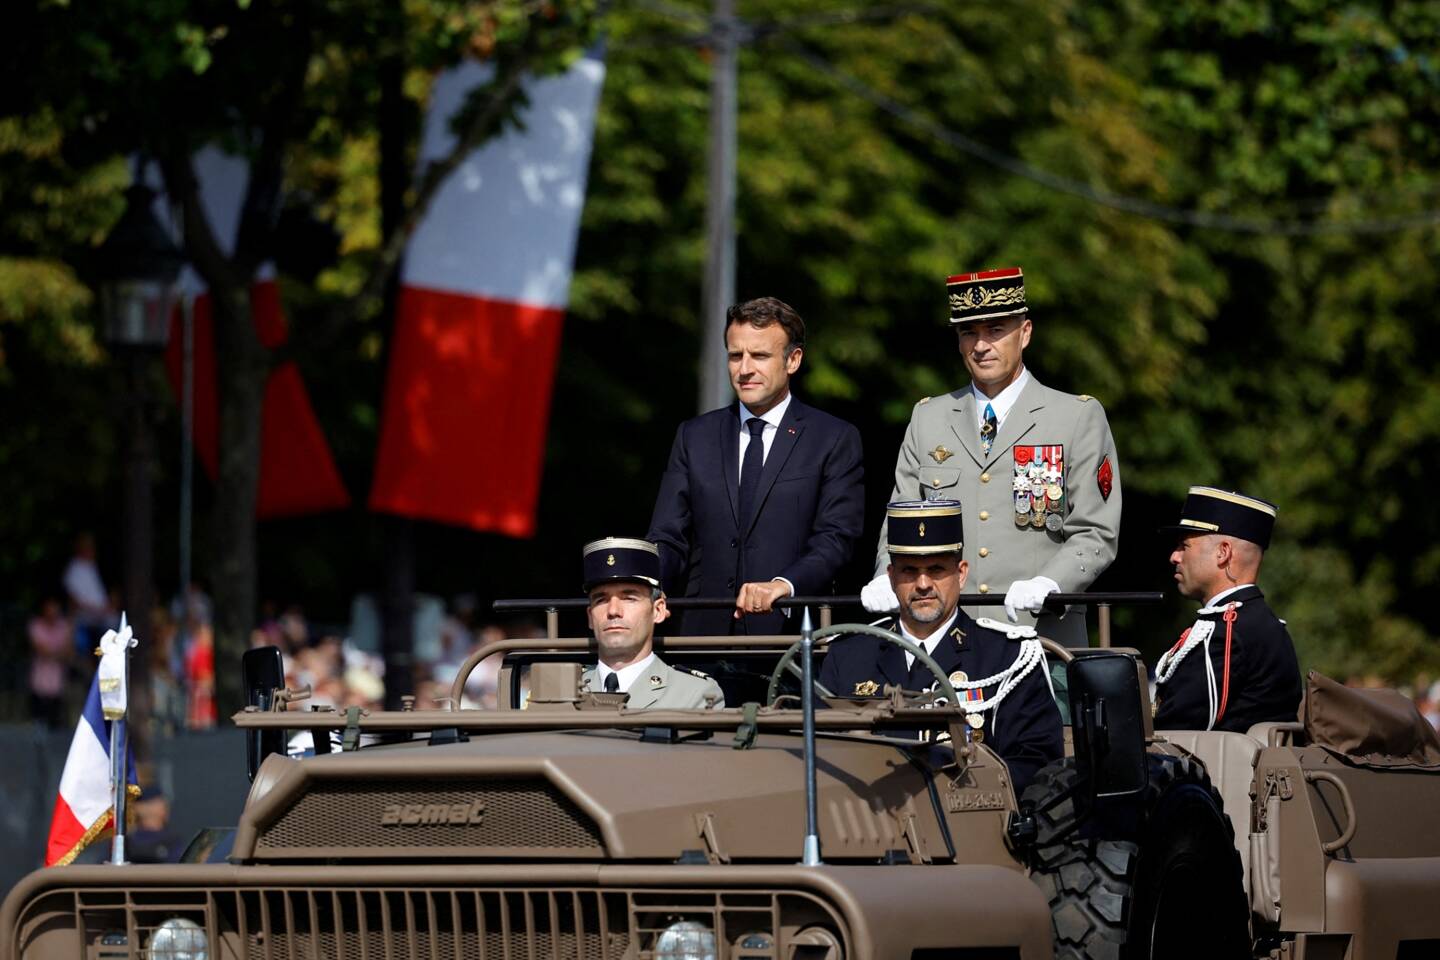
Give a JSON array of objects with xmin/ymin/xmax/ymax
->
[
  {"xmin": 1024, "ymin": 756, "xmax": 1086, "ymax": 847},
  {"xmin": 1127, "ymin": 756, "xmax": 1250, "ymax": 960},
  {"xmin": 1031, "ymin": 834, "xmax": 1136, "ymax": 959},
  {"xmin": 1022, "ymin": 755, "xmax": 1250, "ymax": 960}
]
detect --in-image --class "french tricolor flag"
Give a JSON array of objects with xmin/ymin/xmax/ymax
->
[
  {"xmin": 159, "ymin": 148, "xmax": 351, "ymax": 519},
  {"xmin": 369, "ymin": 52, "xmax": 605, "ymax": 536},
  {"xmin": 45, "ymin": 673, "xmax": 139, "ymax": 866}
]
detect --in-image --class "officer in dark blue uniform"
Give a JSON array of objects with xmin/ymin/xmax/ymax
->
[
  {"xmin": 1152, "ymin": 487, "xmax": 1302, "ymax": 732},
  {"xmin": 820, "ymin": 500, "xmax": 1063, "ymax": 793}
]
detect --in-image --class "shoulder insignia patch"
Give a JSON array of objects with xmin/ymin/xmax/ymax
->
[
  {"xmin": 975, "ymin": 617, "xmax": 1037, "ymax": 640},
  {"xmin": 1097, "ymin": 455, "xmax": 1114, "ymax": 501}
]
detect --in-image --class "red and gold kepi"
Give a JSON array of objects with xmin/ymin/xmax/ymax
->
[{"xmin": 947, "ymin": 267, "xmax": 1027, "ymax": 325}]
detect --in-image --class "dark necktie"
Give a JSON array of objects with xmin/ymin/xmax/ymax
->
[
  {"xmin": 738, "ymin": 417, "xmax": 767, "ymax": 525},
  {"xmin": 981, "ymin": 402, "xmax": 998, "ymax": 455},
  {"xmin": 603, "ymin": 672, "xmax": 619, "ymax": 694},
  {"xmin": 907, "ymin": 651, "xmax": 935, "ymax": 691}
]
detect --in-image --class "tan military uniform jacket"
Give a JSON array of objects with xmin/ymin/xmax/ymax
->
[
  {"xmin": 873, "ymin": 375, "xmax": 1122, "ymax": 646},
  {"xmin": 581, "ymin": 655, "xmax": 725, "ymax": 709}
]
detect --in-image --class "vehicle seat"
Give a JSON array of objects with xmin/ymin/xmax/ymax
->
[
  {"xmin": 1243, "ymin": 720, "xmax": 1304, "ymax": 749},
  {"xmin": 1157, "ymin": 730, "xmax": 1262, "ymax": 888}
]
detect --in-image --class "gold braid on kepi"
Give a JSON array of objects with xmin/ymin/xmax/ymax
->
[
  {"xmin": 886, "ymin": 499, "xmax": 963, "ymax": 555},
  {"xmin": 947, "ymin": 267, "xmax": 1027, "ymax": 324},
  {"xmin": 582, "ymin": 537, "xmax": 661, "ymax": 591}
]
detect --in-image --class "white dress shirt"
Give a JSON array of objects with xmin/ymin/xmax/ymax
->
[
  {"xmin": 737, "ymin": 392, "xmax": 793, "ymax": 479},
  {"xmin": 736, "ymin": 392, "xmax": 795, "ymax": 600},
  {"xmin": 971, "ymin": 367, "xmax": 1031, "ymax": 432},
  {"xmin": 898, "ymin": 611, "xmax": 960, "ymax": 670},
  {"xmin": 596, "ymin": 652, "xmax": 658, "ymax": 694}
]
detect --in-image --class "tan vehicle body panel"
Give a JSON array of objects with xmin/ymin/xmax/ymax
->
[
  {"xmin": 230, "ymin": 730, "xmax": 1019, "ymax": 867},
  {"xmin": 1160, "ymin": 727, "xmax": 1440, "ymax": 959},
  {"xmin": 7, "ymin": 632, "xmax": 1440, "ymax": 960},
  {"xmin": 1, "ymin": 863, "xmax": 1054, "ymax": 960}
]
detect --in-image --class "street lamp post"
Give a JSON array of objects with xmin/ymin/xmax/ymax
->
[{"xmin": 96, "ymin": 176, "xmax": 185, "ymax": 747}]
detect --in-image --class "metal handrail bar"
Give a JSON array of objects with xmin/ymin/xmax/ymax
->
[
  {"xmin": 492, "ymin": 592, "xmax": 1165, "ymax": 612},
  {"xmin": 232, "ymin": 706, "xmax": 973, "ymax": 732}
]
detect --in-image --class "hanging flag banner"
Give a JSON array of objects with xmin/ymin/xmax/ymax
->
[
  {"xmin": 158, "ymin": 147, "xmax": 351, "ymax": 519},
  {"xmin": 369, "ymin": 52, "xmax": 606, "ymax": 537}
]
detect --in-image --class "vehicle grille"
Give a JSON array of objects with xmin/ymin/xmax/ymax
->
[
  {"xmin": 255, "ymin": 779, "xmax": 604, "ymax": 858},
  {"xmin": 26, "ymin": 886, "xmax": 846, "ymax": 960}
]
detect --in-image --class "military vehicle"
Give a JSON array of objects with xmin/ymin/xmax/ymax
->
[{"xmin": 4, "ymin": 602, "xmax": 1439, "ymax": 960}]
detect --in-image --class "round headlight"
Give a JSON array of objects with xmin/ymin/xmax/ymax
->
[
  {"xmin": 654, "ymin": 919, "xmax": 717, "ymax": 960},
  {"xmin": 149, "ymin": 918, "xmax": 208, "ymax": 960}
]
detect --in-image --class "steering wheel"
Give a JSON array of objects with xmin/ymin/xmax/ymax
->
[{"xmin": 765, "ymin": 623, "xmax": 960, "ymax": 707}]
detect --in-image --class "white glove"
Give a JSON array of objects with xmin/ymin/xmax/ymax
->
[
  {"xmin": 1004, "ymin": 576, "xmax": 1060, "ymax": 622},
  {"xmin": 860, "ymin": 574, "xmax": 900, "ymax": 613}
]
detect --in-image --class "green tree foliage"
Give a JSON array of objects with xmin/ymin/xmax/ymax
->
[
  {"xmin": 565, "ymin": 0, "xmax": 1440, "ymax": 681},
  {"xmin": 2, "ymin": 0, "xmax": 1436, "ymax": 693},
  {"xmin": 1, "ymin": 0, "xmax": 601, "ymax": 711}
]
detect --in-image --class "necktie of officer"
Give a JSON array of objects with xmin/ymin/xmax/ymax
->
[
  {"xmin": 981, "ymin": 402, "xmax": 998, "ymax": 455},
  {"xmin": 738, "ymin": 417, "xmax": 767, "ymax": 524},
  {"xmin": 907, "ymin": 655, "xmax": 935, "ymax": 692},
  {"xmin": 603, "ymin": 672, "xmax": 619, "ymax": 694}
]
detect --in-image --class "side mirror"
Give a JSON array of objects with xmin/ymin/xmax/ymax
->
[
  {"xmin": 1067, "ymin": 652, "xmax": 1148, "ymax": 802},
  {"xmin": 242, "ymin": 646, "xmax": 288, "ymax": 782}
]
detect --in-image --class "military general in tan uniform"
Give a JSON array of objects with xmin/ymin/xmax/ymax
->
[
  {"xmin": 862, "ymin": 268, "xmax": 1122, "ymax": 647},
  {"xmin": 580, "ymin": 537, "xmax": 725, "ymax": 709}
]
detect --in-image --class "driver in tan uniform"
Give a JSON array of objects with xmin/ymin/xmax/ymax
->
[{"xmin": 579, "ymin": 537, "xmax": 724, "ymax": 710}]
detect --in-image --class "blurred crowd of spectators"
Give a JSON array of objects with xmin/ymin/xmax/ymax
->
[{"xmin": 25, "ymin": 533, "xmax": 543, "ymax": 732}]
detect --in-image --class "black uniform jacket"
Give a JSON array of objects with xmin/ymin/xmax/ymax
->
[
  {"xmin": 817, "ymin": 610, "xmax": 1063, "ymax": 794},
  {"xmin": 1153, "ymin": 585, "xmax": 1303, "ymax": 733}
]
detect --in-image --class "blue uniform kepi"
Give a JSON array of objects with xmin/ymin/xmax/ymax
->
[
  {"xmin": 1152, "ymin": 488, "xmax": 1302, "ymax": 732},
  {"xmin": 582, "ymin": 537, "xmax": 663, "ymax": 591},
  {"xmin": 820, "ymin": 500, "xmax": 1063, "ymax": 793},
  {"xmin": 580, "ymin": 537, "xmax": 726, "ymax": 709}
]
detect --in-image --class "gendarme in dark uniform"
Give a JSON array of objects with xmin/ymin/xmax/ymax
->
[
  {"xmin": 1152, "ymin": 488, "xmax": 1302, "ymax": 732},
  {"xmin": 821, "ymin": 500, "xmax": 1062, "ymax": 793}
]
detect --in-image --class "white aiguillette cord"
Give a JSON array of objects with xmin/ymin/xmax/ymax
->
[
  {"xmin": 1155, "ymin": 601, "xmax": 1243, "ymax": 730},
  {"xmin": 939, "ymin": 637, "xmax": 1048, "ymax": 738}
]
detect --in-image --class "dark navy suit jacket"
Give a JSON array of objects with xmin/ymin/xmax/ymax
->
[
  {"xmin": 818, "ymin": 610, "xmax": 1064, "ymax": 794},
  {"xmin": 647, "ymin": 398, "xmax": 864, "ymax": 636}
]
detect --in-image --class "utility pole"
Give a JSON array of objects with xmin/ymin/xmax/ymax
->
[{"xmin": 698, "ymin": 0, "xmax": 739, "ymax": 414}]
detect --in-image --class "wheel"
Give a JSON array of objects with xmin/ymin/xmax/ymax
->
[
  {"xmin": 764, "ymin": 623, "xmax": 960, "ymax": 706},
  {"xmin": 1128, "ymin": 756, "xmax": 1250, "ymax": 960},
  {"xmin": 1031, "ymin": 832, "xmax": 1136, "ymax": 959},
  {"xmin": 1022, "ymin": 755, "xmax": 1250, "ymax": 960}
]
